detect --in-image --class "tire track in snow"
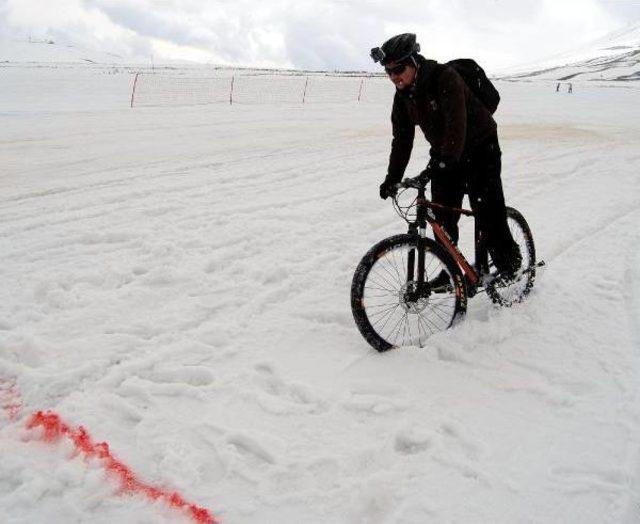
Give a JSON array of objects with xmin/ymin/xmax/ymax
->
[{"xmin": 544, "ymin": 204, "xmax": 640, "ymax": 262}]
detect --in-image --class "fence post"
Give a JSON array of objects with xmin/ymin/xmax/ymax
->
[
  {"xmin": 302, "ymin": 77, "xmax": 309, "ymax": 104},
  {"xmin": 130, "ymin": 72, "xmax": 140, "ymax": 108},
  {"xmin": 230, "ymin": 75, "xmax": 235, "ymax": 105},
  {"xmin": 357, "ymin": 78, "xmax": 364, "ymax": 102}
]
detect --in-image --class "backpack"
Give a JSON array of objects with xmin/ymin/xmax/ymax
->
[{"xmin": 444, "ymin": 59, "xmax": 500, "ymax": 114}]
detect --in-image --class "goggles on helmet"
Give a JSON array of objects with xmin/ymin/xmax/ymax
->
[
  {"xmin": 370, "ymin": 47, "xmax": 385, "ymax": 63},
  {"xmin": 370, "ymin": 37, "xmax": 420, "ymax": 65}
]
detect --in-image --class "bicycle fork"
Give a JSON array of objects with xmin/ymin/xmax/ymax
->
[
  {"xmin": 407, "ymin": 186, "xmax": 481, "ymax": 291},
  {"xmin": 406, "ymin": 187, "xmax": 429, "ymax": 286}
]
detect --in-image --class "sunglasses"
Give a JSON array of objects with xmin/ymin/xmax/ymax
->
[{"xmin": 385, "ymin": 63, "xmax": 408, "ymax": 76}]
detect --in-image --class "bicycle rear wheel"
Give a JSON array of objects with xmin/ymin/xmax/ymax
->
[
  {"xmin": 486, "ymin": 207, "xmax": 537, "ymax": 306},
  {"xmin": 351, "ymin": 234, "xmax": 467, "ymax": 352}
]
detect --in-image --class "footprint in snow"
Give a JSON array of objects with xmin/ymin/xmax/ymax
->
[
  {"xmin": 0, "ymin": 319, "xmax": 14, "ymax": 331},
  {"xmin": 252, "ymin": 363, "xmax": 327, "ymax": 415},
  {"xmin": 550, "ymin": 466, "xmax": 628, "ymax": 492},
  {"xmin": 131, "ymin": 265, "xmax": 149, "ymax": 276},
  {"xmin": 226, "ymin": 432, "xmax": 277, "ymax": 465},
  {"xmin": 394, "ymin": 428, "xmax": 435, "ymax": 455},
  {"xmin": 140, "ymin": 365, "xmax": 215, "ymax": 387},
  {"xmin": 438, "ymin": 420, "xmax": 484, "ymax": 461},
  {"xmin": 341, "ymin": 383, "xmax": 409, "ymax": 415}
]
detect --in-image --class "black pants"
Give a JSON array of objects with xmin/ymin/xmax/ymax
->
[{"xmin": 430, "ymin": 135, "xmax": 519, "ymax": 272}]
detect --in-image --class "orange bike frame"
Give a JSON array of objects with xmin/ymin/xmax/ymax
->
[{"xmin": 418, "ymin": 199, "xmax": 481, "ymax": 287}]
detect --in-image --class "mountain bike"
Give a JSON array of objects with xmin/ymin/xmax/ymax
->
[{"xmin": 351, "ymin": 177, "xmax": 544, "ymax": 352}]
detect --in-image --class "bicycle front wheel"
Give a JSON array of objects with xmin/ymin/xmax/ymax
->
[{"xmin": 351, "ymin": 234, "xmax": 467, "ymax": 352}]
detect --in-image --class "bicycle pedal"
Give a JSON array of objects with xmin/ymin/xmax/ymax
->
[
  {"xmin": 532, "ymin": 260, "xmax": 547, "ymax": 279},
  {"xmin": 430, "ymin": 283, "xmax": 453, "ymax": 294}
]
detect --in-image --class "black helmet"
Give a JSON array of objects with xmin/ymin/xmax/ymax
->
[{"xmin": 370, "ymin": 33, "xmax": 420, "ymax": 65}]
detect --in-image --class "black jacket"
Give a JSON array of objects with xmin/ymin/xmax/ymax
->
[{"xmin": 387, "ymin": 55, "xmax": 498, "ymax": 182}]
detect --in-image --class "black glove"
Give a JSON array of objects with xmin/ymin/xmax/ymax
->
[
  {"xmin": 403, "ymin": 169, "xmax": 431, "ymax": 189},
  {"xmin": 379, "ymin": 177, "xmax": 398, "ymax": 200}
]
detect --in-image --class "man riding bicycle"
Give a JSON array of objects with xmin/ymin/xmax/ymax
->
[{"xmin": 372, "ymin": 33, "xmax": 521, "ymax": 281}]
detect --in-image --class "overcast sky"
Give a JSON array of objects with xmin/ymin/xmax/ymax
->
[{"xmin": 1, "ymin": 0, "xmax": 639, "ymax": 70}]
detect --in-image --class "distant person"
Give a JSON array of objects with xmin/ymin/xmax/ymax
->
[
  {"xmin": 371, "ymin": 33, "xmax": 521, "ymax": 280},
  {"xmin": 568, "ymin": 83, "xmax": 573, "ymax": 94},
  {"xmin": 556, "ymin": 83, "xmax": 560, "ymax": 92}
]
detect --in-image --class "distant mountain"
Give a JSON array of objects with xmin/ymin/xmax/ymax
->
[
  {"xmin": 499, "ymin": 22, "xmax": 640, "ymax": 82},
  {"xmin": 0, "ymin": 39, "xmax": 135, "ymax": 65}
]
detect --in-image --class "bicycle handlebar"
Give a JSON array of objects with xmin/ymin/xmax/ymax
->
[{"xmin": 395, "ymin": 174, "xmax": 431, "ymax": 193}]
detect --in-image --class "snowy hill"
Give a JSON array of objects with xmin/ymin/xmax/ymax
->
[
  {"xmin": 500, "ymin": 22, "xmax": 640, "ymax": 82},
  {"xmin": 0, "ymin": 39, "xmax": 133, "ymax": 65}
]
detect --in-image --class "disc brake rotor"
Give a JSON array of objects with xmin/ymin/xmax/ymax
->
[{"xmin": 398, "ymin": 281, "xmax": 430, "ymax": 314}]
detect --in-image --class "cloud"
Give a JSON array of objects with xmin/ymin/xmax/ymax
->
[
  {"xmin": 0, "ymin": 0, "xmax": 632, "ymax": 70},
  {"xmin": 372, "ymin": 0, "xmax": 621, "ymax": 68},
  {"xmin": 84, "ymin": 0, "xmax": 293, "ymax": 66},
  {"xmin": 278, "ymin": 1, "xmax": 387, "ymax": 70},
  {"xmin": 277, "ymin": 0, "xmax": 622, "ymax": 70}
]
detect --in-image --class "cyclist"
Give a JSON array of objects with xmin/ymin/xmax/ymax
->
[{"xmin": 371, "ymin": 33, "xmax": 521, "ymax": 281}]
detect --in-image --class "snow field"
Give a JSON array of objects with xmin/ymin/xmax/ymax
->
[{"xmin": 1, "ymin": 66, "xmax": 640, "ymax": 523}]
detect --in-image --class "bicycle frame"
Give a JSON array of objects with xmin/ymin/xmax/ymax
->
[{"xmin": 407, "ymin": 185, "xmax": 486, "ymax": 289}]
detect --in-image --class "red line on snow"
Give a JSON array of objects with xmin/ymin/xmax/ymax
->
[
  {"xmin": 0, "ymin": 378, "xmax": 219, "ymax": 524},
  {"xmin": 26, "ymin": 412, "xmax": 219, "ymax": 523}
]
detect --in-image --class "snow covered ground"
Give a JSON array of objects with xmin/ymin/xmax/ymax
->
[{"xmin": 1, "ymin": 62, "xmax": 639, "ymax": 524}]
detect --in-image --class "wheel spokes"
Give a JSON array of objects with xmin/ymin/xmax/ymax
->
[{"xmin": 362, "ymin": 244, "xmax": 458, "ymax": 347}]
